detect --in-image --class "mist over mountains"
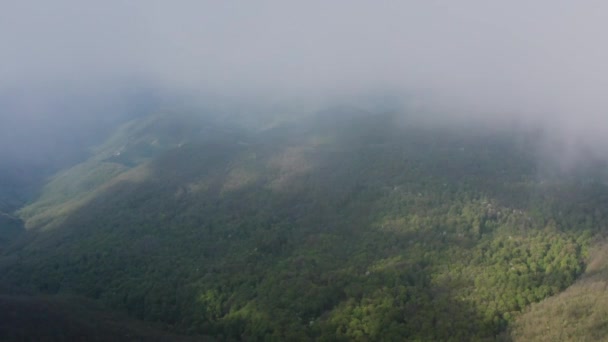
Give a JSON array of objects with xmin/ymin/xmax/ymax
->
[
  {"xmin": 3, "ymin": 1, "xmax": 608, "ymax": 167},
  {"xmin": 4, "ymin": 2, "xmax": 608, "ymax": 341}
]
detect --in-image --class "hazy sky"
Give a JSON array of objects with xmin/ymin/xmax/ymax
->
[{"xmin": 3, "ymin": 1, "xmax": 608, "ymax": 163}]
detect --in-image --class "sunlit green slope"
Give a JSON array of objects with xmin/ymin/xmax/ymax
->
[{"xmin": 508, "ymin": 241, "xmax": 608, "ymax": 341}]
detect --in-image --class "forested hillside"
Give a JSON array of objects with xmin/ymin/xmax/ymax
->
[
  {"xmin": 508, "ymin": 241, "xmax": 608, "ymax": 341},
  {"xmin": 2, "ymin": 111, "xmax": 608, "ymax": 341}
]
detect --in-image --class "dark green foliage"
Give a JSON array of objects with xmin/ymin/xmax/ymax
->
[
  {"xmin": 0, "ymin": 213, "xmax": 23, "ymax": 252},
  {"xmin": 0, "ymin": 294, "xmax": 212, "ymax": 342},
  {"xmin": 2, "ymin": 112, "xmax": 606, "ymax": 340}
]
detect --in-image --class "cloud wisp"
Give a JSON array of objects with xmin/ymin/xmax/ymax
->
[{"xmin": 3, "ymin": 1, "xmax": 608, "ymax": 165}]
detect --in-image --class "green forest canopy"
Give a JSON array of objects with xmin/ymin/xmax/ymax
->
[{"xmin": 3, "ymin": 112, "xmax": 608, "ymax": 341}]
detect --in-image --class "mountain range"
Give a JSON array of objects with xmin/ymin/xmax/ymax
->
[{"xmin": 2, "ymin": 108, "xmax": 608, "ymax": 341}]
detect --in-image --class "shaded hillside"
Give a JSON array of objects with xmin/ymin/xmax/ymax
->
[
  {"xmin": 0, "ymin": 294, "xmax": 212, "ymax": 342},
  {"xmin": 3, "ymin": 111, "xmax": 608, "ymax": 340},
  {"xmin": 0, "ymin": 213, "xmax": 23, "ymax": 248}
]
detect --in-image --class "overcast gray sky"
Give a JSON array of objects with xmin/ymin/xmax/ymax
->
[{"xmin": 2, "ymin": 1, "xmax": 608, "ymax": 164}]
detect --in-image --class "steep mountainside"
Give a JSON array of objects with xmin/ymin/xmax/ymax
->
[{"xmin": 3, "ymin": 111, "xmax": 608, "ymax": 341}]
